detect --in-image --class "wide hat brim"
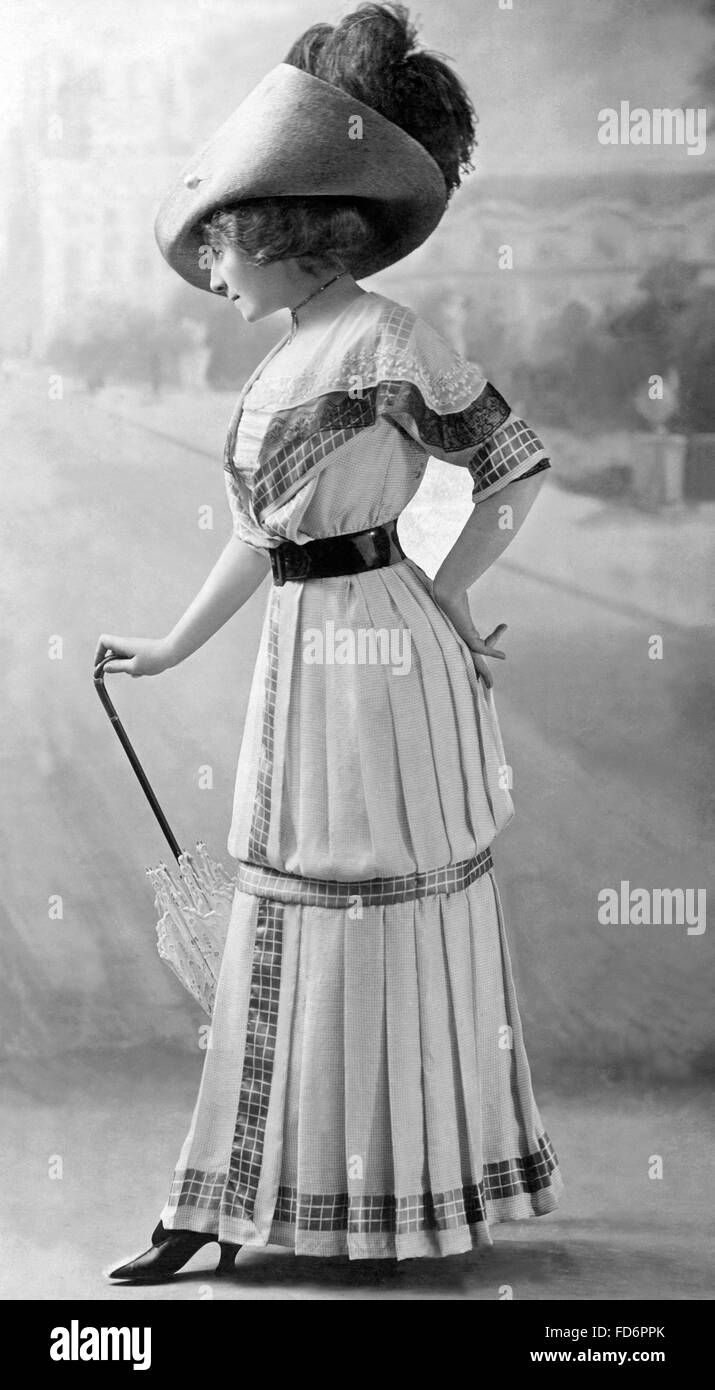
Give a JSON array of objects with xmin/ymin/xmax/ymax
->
[{"xmin": 154, "ymin": 62, "xmax": 448, "ymax": 289}]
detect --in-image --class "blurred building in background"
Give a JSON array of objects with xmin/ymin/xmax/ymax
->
[
  {"xmin": 409, "ymin": 172, "xmax": 715, "ymax": 351},
  {"xmin": 2, "ymin": 44, "xmax": 199, "ymax": 359}
]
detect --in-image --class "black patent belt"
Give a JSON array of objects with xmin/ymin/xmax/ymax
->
[{"xmin": 269, "ymin": 519, "xmax": 406, "ymax": 586}]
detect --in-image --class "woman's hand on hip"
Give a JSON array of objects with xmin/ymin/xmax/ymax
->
[
  {"xmin": 460, "ymin": 624, "xmax": 507, "ymax": 690},
  {"xmin": 94, "ymin": 633, "xmax": 177, "ymax": 678},
  {"xmin": 432, "ymin": 586, "xmax": 507, "ymax": 690}
]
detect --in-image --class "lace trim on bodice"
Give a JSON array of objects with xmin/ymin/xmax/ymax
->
[{"xmin": 242, "ymin": 302, "xmax": 484, "ymax": 416}]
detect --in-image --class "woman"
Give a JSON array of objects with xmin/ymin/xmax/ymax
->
[{"xmin": 100, "ymin": 2, "xmax": 563, "ymax": 1277}]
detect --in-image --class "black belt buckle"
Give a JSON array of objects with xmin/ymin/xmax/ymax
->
[
  {"xmin": 270, "ymin": 545, "xmax": 286, "ymax": 586},
  {"xmin": 270, "ymin": 540, "xmax": 315, "ymax": 584}
]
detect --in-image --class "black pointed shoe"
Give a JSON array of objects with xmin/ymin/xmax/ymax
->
[{"xmin": 106, "ymin": 1220, "xmax": 241, "ymax": 1283}]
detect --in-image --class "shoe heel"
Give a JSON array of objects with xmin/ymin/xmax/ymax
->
[{"xmin": 216, "ymin": 1241, "xmax": 241, "ymax": 1275}]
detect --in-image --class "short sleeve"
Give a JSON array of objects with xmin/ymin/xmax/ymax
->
[{"xmin": 377, "ymin": 314, "xmax": 551, "ymax": 504}]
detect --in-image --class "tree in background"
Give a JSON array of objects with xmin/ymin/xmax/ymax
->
[
  {"xmin": 607, "ymin": 259, "xmax": 702, "ymax": 430},
  {"xmin": 511, "ymin": 298, "xmax": 628, "ymax": 436},
  {"xmin": 513, "ymin": 258, "xmax": 715, "ymax": 438}
]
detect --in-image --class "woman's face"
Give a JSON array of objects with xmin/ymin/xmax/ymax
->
[{"xmin": 208, "ymin": 242, "xmax": 298, "ymax": 323}]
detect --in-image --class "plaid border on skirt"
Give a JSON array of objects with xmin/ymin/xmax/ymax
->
[
  {"xmin": 168, "ymin": 1133, "xmax": 560, "ymax": 1234},
  {"xmin": 163, "ymin": 850, "xmax": 562, "ymax": 1247},
  {"xmin": 235, "ymin": 846, "xmax": 494, "ymax": 908}
]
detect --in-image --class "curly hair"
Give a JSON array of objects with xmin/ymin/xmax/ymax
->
[
  {"xmin": 201, "ymin": 3, "xmax": 477, "ymax": 273},
  {"xmin": 201, "ymin": 197, "xmax": 370, "ymax": 277}
]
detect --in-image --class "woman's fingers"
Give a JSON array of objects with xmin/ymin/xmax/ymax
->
[
  {"xmin": 94, "ymin": 636, "xmax": 111, "ymax": 667},
  {"xmin": 467, "ymin": 623, "xmax": 508, "ymax": 661},
  {"xmin": 483, "ymin": 624, "xmax": 508, "ymax": 655},
  {"xmin": 94, "ymin": 634, "xmax": 133, "ymax": 666},
  {"xmin": 472, "ymin": 653, "xmax": 494, "ymax": 689},
  {"xmin": 94, "ymin": 637, "xmax": 138, "ymax": 677},
  {"xmin": 467, "ymin": 639, "xmax": 506, "ymax": 660},
  {"xmin": 94, "ymin": 650, "xmax": 113, "ymax": 676},
  {"xmin": 101, "ymin": 658, "xmax": 136, "ymax": 675},
  {"xmin": 465, "ymin": 622, "xmax": 509, "ymax": 687},
  {"xmin": 95, "ymin": 635, "xmax": 118, "ymax": 667}
]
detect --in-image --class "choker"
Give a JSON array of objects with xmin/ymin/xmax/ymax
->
[{"xmin": 289, "ymin": 269, "xmax": 348, "ymax": 339}]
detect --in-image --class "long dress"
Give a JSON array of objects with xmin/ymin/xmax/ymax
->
[{"xmin": 159, "ymin": 290, "xmax": 564, "ymax": 1260}]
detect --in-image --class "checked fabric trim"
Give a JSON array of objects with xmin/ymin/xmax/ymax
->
[
  {"xmin": 245, "ymin": 585, "xmax": 281, "ymax": 865},
  {"xmin": 235, "ymin": 846, "xmax": 495, "ymax": 908},
  {"xmin": 224, "ymin": 378, "xmax": 513, "ymax": 518},
  {"xmin": 166, "ymin": 1133, "xmax": 561, "ymax": 1232},
  {"xmin": 272, "ymin": 1134, "xmax": 560, "ymax": 1232}
]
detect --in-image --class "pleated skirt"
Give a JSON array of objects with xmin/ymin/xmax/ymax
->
[{"xmin": 160, "ymin": 558, "xmax": 564, "ymax": 1258}]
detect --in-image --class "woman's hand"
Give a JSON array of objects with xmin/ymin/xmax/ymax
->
[
  {"xmin": 94, "ymin": 633, "xmax": 177, "ymax": 679},
  {"xmin": 432, "ymin": 586, "xmax": 507, "ymax": 690},
  {"xmin": 461, "ymin": 623, "xmax": 507, "ymax": 690}
]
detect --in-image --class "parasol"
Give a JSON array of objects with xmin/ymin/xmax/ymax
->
[{"xmin": 93, "ymin": 652, "xmax": 235, "ymax": 1015}]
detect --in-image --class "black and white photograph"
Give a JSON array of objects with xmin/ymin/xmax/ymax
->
[{"xmin": 1, "ymin": 0, "xmax": 713, "ymax": 1342}]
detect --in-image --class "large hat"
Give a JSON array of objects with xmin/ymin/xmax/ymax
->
[{"xmin": 154, "ymin": 62, "xmax": 448, "ymax": 288}]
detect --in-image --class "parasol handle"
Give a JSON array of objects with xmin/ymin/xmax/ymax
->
[{"xmin": 93, "ymin": 651, "xmax": 183, "ymax": 862}]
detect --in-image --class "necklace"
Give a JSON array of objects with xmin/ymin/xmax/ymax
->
[{"xmin": 288, "ymin": 269, "xmax": 348, "ymax": 340}]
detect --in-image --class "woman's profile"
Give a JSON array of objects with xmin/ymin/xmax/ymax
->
[{"xmin": 97, "ymin": 1, "xmax": 563, "ymax": 1278}]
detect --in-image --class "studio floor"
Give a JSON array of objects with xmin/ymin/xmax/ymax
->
[{"xmin": 0, "ymin": 1046, "xmax": 711, "ymax": 1302}]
